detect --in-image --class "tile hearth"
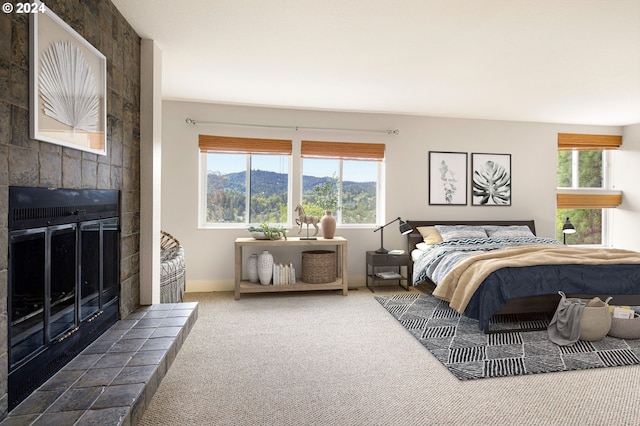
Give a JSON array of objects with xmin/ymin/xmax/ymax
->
[{"xmin": 1, "ymin": 302, "xmax": 198, "ymax": 426}]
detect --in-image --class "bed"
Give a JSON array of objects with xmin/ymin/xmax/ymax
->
[{"xmin": 406, "ymin": 220, "xmax": 640, "ymax": 332}]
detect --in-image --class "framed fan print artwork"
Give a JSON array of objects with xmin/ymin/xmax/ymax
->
[
  {"xmin": 30, "ymin": 3, "xmax": 107, "ymax": 155},
  {"xmin": 471, "ymin": 153, "xmax": 512, "ymax": 206}
]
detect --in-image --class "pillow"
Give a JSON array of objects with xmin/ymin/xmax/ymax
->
[
  {"xmin": 485, "ymin": 225, "xmax": 534, "ymax": 238},
  {"xmin": 415, "ymin": 242, "xmax": 431, "ymax": 251},
  {"xmin": 416, "ymin": 226, "xmax": 443, "ymax": 245},
  {"xmin": 435, "ymin": 225, "xmax": 488, "ymax": 241},
  {"xmin": 411, "ymin": 249, "xmax": 425, "ymax": 262}
]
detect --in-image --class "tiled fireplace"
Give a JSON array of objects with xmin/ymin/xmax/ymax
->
[{"xmin": 1, "ymin": 0, "xmax": 142, "ymax": 420}]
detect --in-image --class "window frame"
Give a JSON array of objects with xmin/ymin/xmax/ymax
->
[
  {"xmin": 199, "ymin": 135, "xmax": 293, "ymax": 228},
  {"xmin": 300, "ymin": 157, "xmax": 384, "ymax": 227},
  {"xmin": 556, "ymin": 133, "xmax": 622, "ymax": 246},
  {"xmin": 198, "ymin": 136, "xmax": 386, "ymax": 229},
  {"xmin": 300, "ymin": 140, "xmax": 386, "ymax": 227}
]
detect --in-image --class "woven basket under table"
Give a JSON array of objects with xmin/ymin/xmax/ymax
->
[{"xmin": 301, "ymin": 250, "xmax": 336, "ymax": 284}]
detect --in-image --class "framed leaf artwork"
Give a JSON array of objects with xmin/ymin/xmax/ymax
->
[
  {"xmin": 471, "ymin": 153, "xmax": 511, "ymax": 206},
  {"xmin": 428, "ymin": 151, "xmax": 468, "ymax": 205},
  {"xmin": 30, "ymin": 2, "xmax": 107, "ymax": 155}
]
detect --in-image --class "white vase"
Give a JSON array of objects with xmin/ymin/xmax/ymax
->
[
  {"xmin": 321, "ymin": 211, "xmax": 337, "ymax": 239},
  {"xmin": 247, "ymin": 254, "xmax": 259, "ymax": 283},
  {"xmin": 257, "ymin": 250, "xmax": 273, "ymax": 285}
]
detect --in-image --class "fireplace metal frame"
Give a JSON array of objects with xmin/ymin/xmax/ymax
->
[{"xmin": 7, "ymin": 187, "xmax": 121, "ymax": 410}]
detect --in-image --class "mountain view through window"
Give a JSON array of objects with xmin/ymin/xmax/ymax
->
[{"xmin": 205, "ymin": 154, "xmax": 377, "ymax": 225}]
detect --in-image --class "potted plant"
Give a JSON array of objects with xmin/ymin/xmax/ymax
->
[
  {"xmin": 310, "ymin": 175, "xmax": 340, "ymax": 239},
  {"xmin": 247, "ymin": 223, "xmax": 288, "ymax": 240}
]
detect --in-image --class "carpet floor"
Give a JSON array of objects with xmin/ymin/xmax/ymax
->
[
  {"xmin": 375, "ymin": 293, "xmax": 640, "ymax": 380},
  {"xmin": 139, "ymin": 289, "xmax": 640, "ymax": 426}
]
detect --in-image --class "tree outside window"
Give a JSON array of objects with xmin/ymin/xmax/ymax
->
[
  {"xmin": 302, "ymin": 158, "xmax": 379, "ymax": 225},
  {"xmin": 205, "ymin": 153, "xmax": 289, "ymax": 224},
  {"xmin": 556, "ymin": 208, "xmax": 602, "ymax": 245},
  {"xmin": 557, "ymin": 150, "xmax": 603, "ymax": 188},
  {"xmin": 200, "ymin": 137, "xmax": 383, "ymax": 228},
  {"xmin": 556, "ymin": 149, "xmax": 604, "ymax": 244}
]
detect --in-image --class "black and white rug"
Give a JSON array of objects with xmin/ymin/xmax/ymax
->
[{"xmin": 375, "ymin": 293, "xmax": 640, "ymax": 380}]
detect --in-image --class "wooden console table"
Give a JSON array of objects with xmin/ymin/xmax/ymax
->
[{"xmin": 234, "ymin": 237, "xmax": 348, "ymax": 300}]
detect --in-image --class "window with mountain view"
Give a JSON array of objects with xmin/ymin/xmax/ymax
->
[
  {"xmin": 301, "ymin": 141, "xmax": 384, "ymax": 225},
  {"xmin": 301, "ymin": 158, "xmax": 379, "ymax": 224},
  {"xmin": 205, "ymin": 153, "xmax": 289, "ymax": 224},
  {"xmin": 199, "ymin": 136, "xmax": 384, "ymax": 227},
  {"xmin": 199, "ymin": 135, "xmax": 292, "ymax": 225}
]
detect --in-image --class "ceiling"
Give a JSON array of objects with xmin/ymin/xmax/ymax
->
[{"xmin": 111, "ymin": 0, "xmax": 640, "ymax": 126}]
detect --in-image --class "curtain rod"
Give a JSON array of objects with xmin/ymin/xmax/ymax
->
[{"xmin": 185, "ymin": 118, "xmax": 399, "ymax": 135}]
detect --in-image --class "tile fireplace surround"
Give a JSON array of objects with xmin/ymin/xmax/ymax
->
[{"xmin": 0, "ymin": 302, "xmax": 198, "ymax": 425}]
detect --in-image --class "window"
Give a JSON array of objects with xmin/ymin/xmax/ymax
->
[
  {"xmin": 301, "ymin": 141, "xmax": 384, "ymax": 225},
  {"xmin": 556, "ymin": 133, "xmax": 622, "ymax": 245},
  {"xmin": 199, "ymin": 135, "xmax": 292, "ymax": 225},
  {"xmin": 557, "ymin": 150, "xmax": 603, "ymax": 189}
]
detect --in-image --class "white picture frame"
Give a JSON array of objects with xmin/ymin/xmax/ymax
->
[{"xmin": 30, "ymin": 2, "xmax": 107, "ymax": 155}]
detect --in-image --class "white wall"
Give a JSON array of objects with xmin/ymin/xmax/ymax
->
[
  {"xmin": 161, "ymin": 100, "xmax": 624, "ymax": 292},
  {"xmin": 612, "ymin": 123, "xmax": 640, "ymax": 251}
]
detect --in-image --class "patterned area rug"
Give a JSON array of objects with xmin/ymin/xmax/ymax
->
[{"xmin": 375, "ymin": 293, "xmax": 640, "ymax": 380}]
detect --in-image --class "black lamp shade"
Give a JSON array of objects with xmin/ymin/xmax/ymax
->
[
  {"xmin": 562, "ymin": 217, "xmax": 576, "ymax": 245},
  {"xmin": 562, "ymin": 217, "xmax": 576, "ymax": 234},
  {"xmin": 399, "ymin": 220, "xmax": 412, "ymax": 235}
]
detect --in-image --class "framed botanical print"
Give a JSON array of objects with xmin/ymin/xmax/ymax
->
[
  {"xmin": 30, "ymin": 2, "xmax": 107, "ymax": 155},
  {"xmin": 471, "ymin": 153, "xmax": 511, "ymax": 206},
  {"xmin": 428, "ymin": 151, "xmax": 467, "ymax": 205}
]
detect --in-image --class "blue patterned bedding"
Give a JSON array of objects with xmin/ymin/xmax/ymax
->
[{"xmin": 412, "ymin": 236, "xmax": 562, "ymax": 286}]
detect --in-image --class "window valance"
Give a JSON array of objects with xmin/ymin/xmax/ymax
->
[
  {"xmin": 301, "ymin": 141, "xmax": 385, "ymax": 160},
  {"xmin": 199, "ymin": 135, "xmax": 292, "ymax": 154},
  {"xmin": 557, "ymin": 190, "xmax": 623, "ymax": 209},
  {"xmin": 557, "ymin": 133, "xmax": 622, "ymax": 150}
]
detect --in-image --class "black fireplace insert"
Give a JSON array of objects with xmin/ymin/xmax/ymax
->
[{"xmin": 8, "ymin": 187, "xmax": 121, "ymax": 410}]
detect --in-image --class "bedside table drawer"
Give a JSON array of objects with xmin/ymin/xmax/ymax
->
[{"xmin": 367, "ymin": 253, "xmax": 411, "ymax": 266}]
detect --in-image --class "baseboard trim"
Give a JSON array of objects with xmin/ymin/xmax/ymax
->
[{"xmin": 185, "ymin": 277, "xmax": 375, "ymax": 294}]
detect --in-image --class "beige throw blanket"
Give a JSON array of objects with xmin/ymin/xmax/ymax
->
[{"xmin": 431, "ymin": 245, "xmax": 640, "ymax": 314}]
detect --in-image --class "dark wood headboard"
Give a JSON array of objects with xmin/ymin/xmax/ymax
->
[{"xmin": 406, "ymin": 220, "xmax": 536, "ymax": 253}]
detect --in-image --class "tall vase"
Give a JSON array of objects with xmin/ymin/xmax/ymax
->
[
  {"xmin": 321, "ymin": 211, "xmax": 336, "ymax": 239},
  {"xmin": 257, "ymin": 250, "xmax": 274, "ymax": 285},
  {"xmin": 247, "ymin": 253, "xmax": 259, "ymax": 283}
]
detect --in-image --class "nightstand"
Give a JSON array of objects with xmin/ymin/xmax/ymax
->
[{"xmin": 365, "ymin": 251, "xmax": 412, "ymax": 293}]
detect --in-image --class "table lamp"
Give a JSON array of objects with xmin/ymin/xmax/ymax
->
[
  {"xmin": 374, "ymin": 217, "xmax": 412, "ymax": 254},
  {"xmin": 562, "ymin": 217, "xmax": 576, "ymax": 244}
]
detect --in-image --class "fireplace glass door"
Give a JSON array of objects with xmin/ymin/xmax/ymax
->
[
  {"xmin": 80, "ymin": 222, "xmax": 100, "ymax": 320},
  {"xmin": 49, "ymin": 225, "xmax": 78, "ymax": 340},
  {"xmin": 9, "ymin": 224, "xmax": 77, "ymax": 369},
  {"xmin": 9, "ymin": 229, "xmax": 45, "ymax": 369},
  {"xmin": 102, "ymin": 218, "xmax": 119, "ymax": 306},
  {"xmin": 80, "ymin": 218, "xmax": 120, "ymax": 321}
]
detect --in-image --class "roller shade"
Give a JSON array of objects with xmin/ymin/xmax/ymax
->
[
  {"xmin": 301, "ymin": 141, "xmax": 385, "ymax": 160},
  {"xmin": 558, "ymin": 133, "xmax": 622, "ymax": 150},
  {"xmin": 199, "ymin": 135, "xmax": 292, "ymax": 154},
  {"xmin": 557, "ymin": 192, "xmax": 622, "ymax": 209}
]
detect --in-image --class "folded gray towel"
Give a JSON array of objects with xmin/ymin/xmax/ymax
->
[{"xmin": 548, "ymin": 291, "xmax": 586, "ymax": 346}]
